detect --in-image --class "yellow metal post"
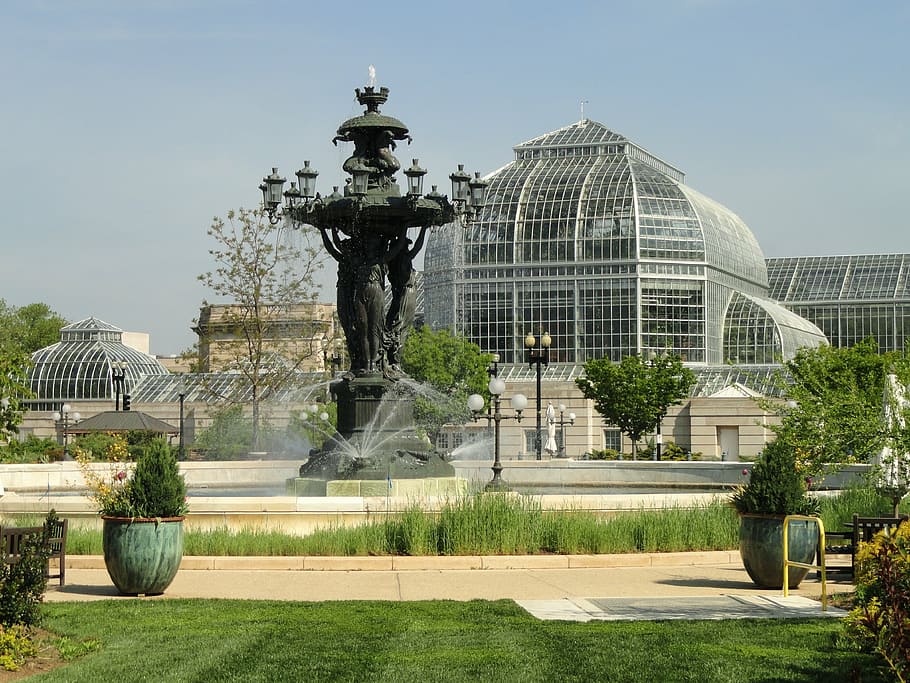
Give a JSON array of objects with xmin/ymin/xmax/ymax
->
[{"xmin": 782, "ymin": 514, "xmax": 827, "ymax": 611}]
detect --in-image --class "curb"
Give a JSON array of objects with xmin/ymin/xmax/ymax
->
[{"xmin": 66, "ymin": 550, "xmax": 741, "ymax": 572}]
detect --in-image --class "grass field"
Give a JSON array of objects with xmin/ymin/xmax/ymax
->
[{"xmin": 33, "ymin": 599, "xmax": 886, "ymax": 682}]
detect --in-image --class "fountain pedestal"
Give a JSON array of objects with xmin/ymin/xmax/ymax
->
[{"xmin": 294, "ymin": 375, "xmax": 456, "ymax": 495}]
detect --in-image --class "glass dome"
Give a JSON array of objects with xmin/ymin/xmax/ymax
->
[
  {"xmin": 27, "ymin": 317, "xmax": 170, "ymax": 410},
  {"xmin": 423, "ymin": 119, "xmax": 814, "ymax": 367},
  {"xmin": 723, "ymin": 293, "xmax": 827, "ymax": 364}
]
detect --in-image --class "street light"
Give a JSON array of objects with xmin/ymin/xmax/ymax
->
[
  {"xmin": 110, "ymin": 361, "xmax": 127, "ymax": 411},
  {"xmin": 177, "ymin": 377, "xmax": 186, "ymax": 461},
  {"xmin": 555, "ymin": 403, "xmax": 576, "ymax": 458},
  {"xmin": 524, "ymin": 332, "xmax": 551, "ymax": 460},
  {"xmin": 52, "ymin": 403, "xmax": 80, "ymax": 459},
  {"xmin": 467, "ymin": 377, "xmax": 527, "ymax": 491}
]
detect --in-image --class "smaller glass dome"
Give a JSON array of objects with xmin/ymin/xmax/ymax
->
[
  {"xmin": 723, "ymin": 293, "xmax": 827, "ymax": 364},
  {"xmin": 27, "ymin": 317, "xmax": 170, "ymax": 410}
]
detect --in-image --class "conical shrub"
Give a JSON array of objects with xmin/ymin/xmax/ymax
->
[{"xmin": 128, "ymin": 438, "xmax": 187, "ymax": 518}]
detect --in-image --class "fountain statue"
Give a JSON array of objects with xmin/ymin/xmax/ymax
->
[{"xmin": 259, "ymin": 75, "xmax": 487, "ymax": 494}]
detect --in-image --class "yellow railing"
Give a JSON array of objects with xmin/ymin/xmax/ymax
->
[{"xmin": 782, "ymin": 514, "xmax": 827, "ymax": 611}]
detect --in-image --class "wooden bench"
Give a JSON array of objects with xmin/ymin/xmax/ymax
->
[
  {"xmin": 819, "ymin": 513, "xmax": 907, "ymax": 578},
  {"xmin": 1, "ymin": 518, "xmax": 68, "ymax": 586}
]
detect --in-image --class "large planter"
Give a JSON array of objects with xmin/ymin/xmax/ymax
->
[
  {"xmin": 102, "ymin": 516, "xmax": 185, "ymax": 596},
  {"xmin": 739, "ymin": 514, "xmax": 819, "ymax": 589}
]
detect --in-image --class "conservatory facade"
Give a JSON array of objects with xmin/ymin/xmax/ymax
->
[
  {"xmin": 767, "ymin": 253, "xmax": 910, "ymax": 353},
  {"xmin": 423, "ymin": 119, "xmax": 828, "ymax": 459},
  {"xmin": 423, "ymin": 119, "xmax": 826, "ymax": 374}
]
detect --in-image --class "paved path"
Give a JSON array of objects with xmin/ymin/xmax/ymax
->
[{"xmin": 44, "ymin": 551, "xmax": 851, "ymax": 621}]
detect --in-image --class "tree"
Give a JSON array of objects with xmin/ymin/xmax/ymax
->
[
  {"xmin": 0, "ymin": 300, "xmax": 67, "ymax": 355},
  {"xmin": 401, "ymin": 326, "xmax": 491, "ymax": 448},
  {"xmin": 0, "ymin": 350, "xmax": 31, "ymax": 440},
  {"xmin": 763, "ymin": 338, "xmax": 901, "ymax": 478},
  {"xmin": 575, "ymin": 353, "xmax": 695, "ymax": 457},
  {"xmin": 197, "ymin": 208, "xmax": 326, "ymax": 449}
]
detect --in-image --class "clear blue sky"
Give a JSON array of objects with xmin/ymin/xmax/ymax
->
[{"xmin": 1, "ymin": 1, "xmax": 907, "ymax": 355}]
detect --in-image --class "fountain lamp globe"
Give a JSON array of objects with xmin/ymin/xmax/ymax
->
[
  {"xmin": 488, "ymin": 377, "xmax": 506, "ymax": 395},
  {"xmin": 467, "ymin": 394, "xmax": 485, "ymax": 413},
  {"xmin": 511, "ymin": 393, "xmax": 528, "ymax": 413}
]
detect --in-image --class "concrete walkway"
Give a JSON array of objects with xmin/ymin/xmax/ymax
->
[{"xmin": 44, "ymin": 551, "xmax": 851, "ymax": 621}]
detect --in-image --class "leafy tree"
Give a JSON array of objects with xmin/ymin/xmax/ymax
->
[
  {"xmin": 762, "ymin": 338, "xmax": 906, "ymax": 478},
  {"xmin": 401, "ymin": 326, "xmax": 491, "ymax": 448},
  {"xmin": 193, "ymin": 405, "xmax": 254, "ymax": 460},
  {"xmin": 197, "ymin": 207, "xmax": 326, "ymax": 449},
  {"xmin": 575, "ymin": 353, "xmax": 695, "ymax": 457},
  {"xmin": 0, "ymin": 350, "xmax": 32, "ymax": 440},
  {"xmin": 0, "ymin": 300, "xmax": 67, "ymax": 355}
]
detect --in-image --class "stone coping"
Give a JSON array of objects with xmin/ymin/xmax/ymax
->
[{"xmin": 66, "ymin": 550, "xmax": 740, "ymax": 571}]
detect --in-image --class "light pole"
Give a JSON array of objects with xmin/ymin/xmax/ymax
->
[
  {"xmin": 525, "ymin": 332, "xmax": 551, "ymax": 460},
  {"xmin": 110, "ymin": 361, "xmax": 126, "ymax": 411},
  {"xmin": 646, "ymin": 350, "xmax": 668, "ymax": 461},
  {"xmin": 555, "ymin": 403, "xmax": 576, "ymax": 458},
  {"xmin": 177, "ymin": 378, "xmax": 186, "ymax": 461},
  {"xmin": 53, "ymin": 403, "xmax": 80, "ymax": 459},
  {"xmin": 467, "ymin": 377, "xmax": 527, "ymax": 491}
]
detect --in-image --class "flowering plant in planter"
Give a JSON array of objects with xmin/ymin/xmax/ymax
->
[
  {"xmin": 731, "ymin": 438, "xmax": 821, "ymax": 589},
  {"xmin": 77, "ymin": 436, "xmax": 187, "ymax": 518}
]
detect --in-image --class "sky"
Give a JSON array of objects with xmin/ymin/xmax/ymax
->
[{"xmin": 1, "ymin": 1, "xmax": 908, "ymax": 356}]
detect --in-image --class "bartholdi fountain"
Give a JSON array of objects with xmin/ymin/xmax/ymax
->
[{"xmin": 259, "ymin": 72, "xmax": 488, "ymax": 496}]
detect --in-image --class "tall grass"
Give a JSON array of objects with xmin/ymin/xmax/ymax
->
[
  {"xmin": 46, "ymin": 494, "xmax": 740, "ymax": 557},
  {"xmin": 817, "ymin": 485, "xmax": 908, "ymax": 531},
  {"xmin": 10, "ymin": 487, "xmax": 906, "ymax": 558}
]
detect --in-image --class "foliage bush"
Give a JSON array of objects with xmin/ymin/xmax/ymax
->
[
  {"xmin": 71, "ymin": 432, "xmax": 128, "ymax": 462},
  {"xmin": 585, "ymin": 448, "xmax": 620, "ymax": 461},
  {"xmin": 0, "ymin": 623, "xmax": 38, "ymax": 671},
  {"xmin": 841, "ymin": 522, "xmax": 910, "ymax": 681},
  {"xmin": 192, "ymin": 406, "xmax": 253, "ymax": 459},
  {"xmin": 662, "ymin": 441, "xmax": 700, "ymax": 461},
  {"xmin": 0, "ymin": 435, "xmax": 60, "ymax": 463},
  {"xmin": 0, "ymin": 510, "xmax": 54, "ymax": 627},
  {"xmin": 128, "ymin": 438, "xmax": 188, "ymax": 518},
  {"xmin": 730, "ymin": 439, "xmax": 818, "ymax": 516}
]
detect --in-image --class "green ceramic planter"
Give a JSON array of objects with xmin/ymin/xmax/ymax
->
[
  {"xmin": 739, "ymin": 514, "xmax": 819, "ymax": 589},
  {"xmin": 102, "ymin": 516, "xmax": 185, "ymax": 596}
]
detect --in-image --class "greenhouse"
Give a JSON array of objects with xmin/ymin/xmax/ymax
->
[{"xmin": 422, "ymin": 118, "xmax": 826, "ymax": 370}]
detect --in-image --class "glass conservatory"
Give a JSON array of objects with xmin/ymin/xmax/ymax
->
[
  {"xmin": 767, "ymin": 254, "xmax": 910, "ymax": 353},
  {"xmin": 423, "ymin": 118, "xmax": 825, "ymax": 369},
  {"xmin": 26, "ymin": 317, "xmax": 170, "ymax": 411}
]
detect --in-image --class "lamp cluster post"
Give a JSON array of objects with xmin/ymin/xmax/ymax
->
[
  {"xmin": 647, "ymin": 351, "xmax": 668, "ymax": 461},
  {"xmin": 110, "ymin": 361, "xmax": 126, "ymax": 411},
  {"xmin": 255, "ymin": 73, "xmax": 493, "ymax": 481},
  {"xmin": 53, "ymin": 403, "xmax": 80, "ymax": 459},
  {"xmin": 555, "ymin": 403, "xmax": 576, "ymax": 458},
  {"xmin": 467, "ymin": 376, "xmax": 527, "ymax": 491},
  {"xmin": 257, "ymin": 77, "xmax": 487, "ymax": 382},
  {"xmin": 177, "ymin": 378, "xmax": 186, "ymax": 460},
  {"xmin": 524, "ymin": 332, "xmax": 551, "ymax": 460}
]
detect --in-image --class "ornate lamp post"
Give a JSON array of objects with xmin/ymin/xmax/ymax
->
[
  {"xmin": 525, "ymin": 332, "xmax": 551, "ymax": 460},
  {"xmin": 647, "ymin": 350, "xmax": 668, "ymax": 461},
  {"xmin": 177, "ymin": 377, "xmax": 186, "ymax": 461},
  {"xmin": 555, "ymin": 403, "xmax": 576, "ymax": 458},
  {"xmin": 467, "ymin": 377, "xmax": 527, "ymax": 491},
  {"xmin": 110, "ymin": 361, "xmax": 126, "ymax": 411},
  {"xmin": 259, "ymin": 72, "xmax": 490, "ymax": 483},
  {"xmin": 53, "ymin": 403, "xmax": 80, "ymax": 459}
]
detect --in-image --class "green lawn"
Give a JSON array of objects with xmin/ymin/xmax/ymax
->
[{"xmin": 37, "ymin": 599, "xmax": 886, "ymax": 682}]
